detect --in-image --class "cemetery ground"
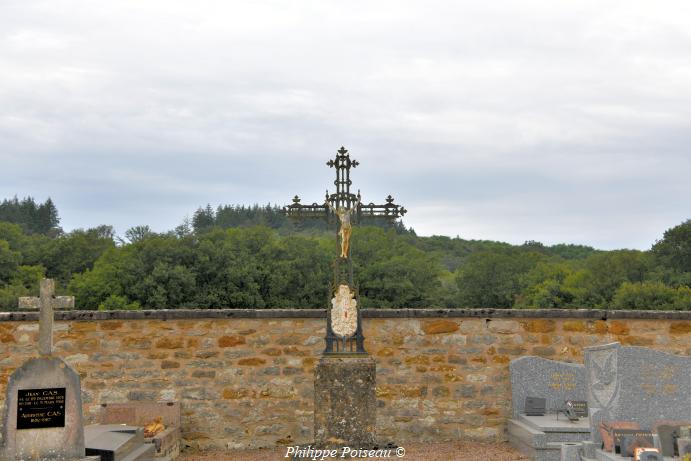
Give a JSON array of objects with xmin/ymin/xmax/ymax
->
[{"xmin": 177, "ymin": 440, "xmax": 529, "ymax": 461}]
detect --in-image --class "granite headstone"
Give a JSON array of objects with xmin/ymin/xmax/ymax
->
[
  {"xmin": 584, "ymin": 342, "xmax": 691, "ymax": 446},
  {"xmin": 510, "ymin": 356, "xmax": 586, "ymax": 417}
]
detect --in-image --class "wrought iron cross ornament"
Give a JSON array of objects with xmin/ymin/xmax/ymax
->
[
  {"xmin": 284, "ymin": 147, "xmax": 406, "ymax": 354},
  {"xmin": 285, "ymin": 147, "xmax": 407, "ymax": 237}
]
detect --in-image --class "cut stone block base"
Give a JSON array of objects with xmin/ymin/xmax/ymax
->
[{"xmin": 314, "ymin": 355, "xmax": 376, "ymax": 449}]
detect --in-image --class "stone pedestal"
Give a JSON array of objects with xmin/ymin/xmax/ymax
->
[{"xmin": 314, "ymin": 355, "xmax": 376, "ymax": 449}]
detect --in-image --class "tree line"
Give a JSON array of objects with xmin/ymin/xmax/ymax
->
[{"xmin": 0, "ymin": 197, "xmax": 689, "ymax": 310}]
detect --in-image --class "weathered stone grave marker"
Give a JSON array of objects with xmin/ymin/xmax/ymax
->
[{"xmin": 0, "ymin": 279, "xmax": 93, "ymax": 461}]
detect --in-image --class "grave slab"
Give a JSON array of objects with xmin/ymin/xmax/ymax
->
[
  {"xmin": 85, "ymin": 425, "xmax": 154, "ymax": 461},
  {"xmin": 509, "ymin": 415, "xmax": 591, "ymax": 461}
]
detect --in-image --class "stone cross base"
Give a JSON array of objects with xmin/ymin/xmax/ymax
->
[{"xmin": 314, "ymin": 355, "xmax": 376, "ymax": 449}]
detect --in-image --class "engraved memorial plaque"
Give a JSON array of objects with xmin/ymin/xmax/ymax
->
[
  {"xmin": 563, "ymin": 400, "xmax": 579, "ymax": 421},
  {"xmin": 525, "ymin": 397, "xmax": 546, "ymax": 416},
  {"xmin": 16, "ymin": 387, "xmax": 66, "ymax": 429},
  {"xmin": 566, "ymin": 400, "xmax": 588, "ymax": 417}
]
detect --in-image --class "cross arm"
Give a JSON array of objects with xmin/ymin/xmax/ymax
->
[
  {"xmin": 357, "ymin": 195, "xmax": 407, "ymax": 220},
  {"xmin": 283, "ymin": 195, "xmax": 329, "ymax": 219},
  {"xmin": 18, "ymin": 296, "xmax": 75, "ymax": 310}
]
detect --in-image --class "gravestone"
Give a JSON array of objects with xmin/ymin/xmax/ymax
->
[
  {"xmin": 584, "ymin": 342, "xmax": 691, "ymax": 448},
  {"xmin": 510, "ymin": 356, "xmax": 586, "ymax": 417},
  {"xmin": 508, "ymin": 357, "xmax": 591, "ymax": 461},
  {"xmin": 0, "ymin": 279, "xmax": 91, "ymax": 461}
]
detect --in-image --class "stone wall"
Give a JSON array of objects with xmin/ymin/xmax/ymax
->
[{"xmin": 0, "ymin": 309, "xmax": 690, "ymax": 450}]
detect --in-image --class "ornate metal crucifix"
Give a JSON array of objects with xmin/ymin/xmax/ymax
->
[{"xmin": 284, "ymin": 146, "xmax": 406, "ymax": 354}]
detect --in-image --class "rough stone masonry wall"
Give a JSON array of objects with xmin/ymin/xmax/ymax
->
[{"xmin": 0, "ymin": 309, "xmax": 690, "ymax": 450}]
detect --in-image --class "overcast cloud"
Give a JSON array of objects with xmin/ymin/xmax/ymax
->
[{"xmin": 1, "ymin": 1, "xmax": 690, "ymax": 249}]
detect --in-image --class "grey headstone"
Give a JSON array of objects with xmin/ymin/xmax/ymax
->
[
  {"xmin": 510, "ymin": 356, "xmax": 586, "ymax": 417},
  {"xmin": 584, "ymin": 342, "xmax": 691, "ymax": 446},
  {"xmin": 0, "ymin": 357, "xmax": 85, "ymax": 461}
]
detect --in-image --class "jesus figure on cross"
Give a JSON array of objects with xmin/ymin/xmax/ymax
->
[{"xmin": 326, "ymin": 197, "xmax": 360, "ymax": 258}]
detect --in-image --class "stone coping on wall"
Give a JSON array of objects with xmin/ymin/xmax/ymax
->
[{"xmin": 0, "ymin": 308, "xmax": 689, "ymax": 322}]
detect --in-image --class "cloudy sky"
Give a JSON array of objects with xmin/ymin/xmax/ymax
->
[{"xmin": 1, "ymin": 1, "xmax": 689, "ymax": 250}]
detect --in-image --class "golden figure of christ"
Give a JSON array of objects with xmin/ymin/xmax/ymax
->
[{"xmin": 326, "ymin": 199, "xmax": 360, "ymax": 258}]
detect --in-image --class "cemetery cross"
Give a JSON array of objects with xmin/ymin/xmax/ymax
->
[
  {"xmin": 18, "ymin": 279, "xmax": 75, "ymax": 356},
  {"xmin": 284, "ymin": 146, "xmax": 406, "ymax": 354}
]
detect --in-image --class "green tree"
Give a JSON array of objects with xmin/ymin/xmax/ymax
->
[
  {"xmin": 455, "ymin": 251, "xmax": 545, "ymax": 308},
  {"xmin": 98, "ymin": 294, "xmax": 141, "ymax": 311},
  {"xmin": 0, "ymin": 196, "xmax": 61, "ymax": 235},
  {"xmin": 0, "ymin": 240, "xmax": 21, "ymax": 283},
  {"xmin": 351, "ymin": 227, "xmax": 442, "ymax": 308},
  {"xmin": 43, "ymin": 227, "xmax": 116, "ymax": 285},
  {"xmin": 567, "ymin": 250, "xmax": 652, "ymax": 307},
  {"xmin": 0, "ymin": 265, "xmax": 45, "ymax": 310},
  {"xmin": 192, "ymin": 205, "xmax": 216, "ymax": 233},
  {"xmin": 516, "ymin": 261, "xmax": 577, "ymax": 308},
  {"xmin": 124, "ymin": 225, "xmax": 154, "ymax": 243},
  {"xmin": 260, "ymin": 235, "xmax": 331, "ymax": 308},
  {"xmin": 67, "ymin": 247, "xmax": 125, "ymax": 309},
  {"xmin": 613, "ymin": 281, "xmax": 691, "ymax": 310},
  {"xmin": 652, "ymin": 219, "xmax": 691, "ymax": 277}
]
